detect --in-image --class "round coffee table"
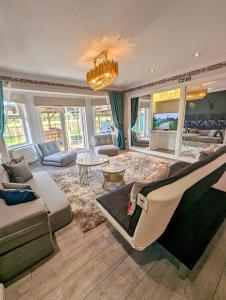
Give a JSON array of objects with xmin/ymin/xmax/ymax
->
[
  {"xmin": 101, "ymin": 165, "xmax": 126, "ymax": 190},
  {"xmin": 76, "ymin": 153, "xmax": 109, "ymax": 185}
]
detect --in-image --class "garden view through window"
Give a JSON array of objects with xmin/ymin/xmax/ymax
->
[
  {"xmin": 93, "ymin": 105, "xmax": 113, "ymax": 135},
  {"xmin": 4, "ymin": 102, "xmax": 29, "ymax": 148},
  {"xmin": 39, "ymin": 106, "xmax": 85, "ymax": 150}
]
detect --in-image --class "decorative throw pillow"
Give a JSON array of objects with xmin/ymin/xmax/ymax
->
[
  {"xmin": 196, "ymin": 144, "xmax": 215, "ymax": 161},
  {"xmin": 208, "ymin": 129, "xmax": 217, "ymax": 137},
  {"xmin": 0, "ymin": 189, "xmax": 38, "ymax": 206},
  {"xmin": 127, "ymin": 162, "xmax": 170, "ymax": 216},
  {"xmin": 1, "ymin": 182, "xmax": 32, "ymax": 190},
  {"xmin": 215, "ymin": 130, "xmax": 221, "ymax": 137},
  {"xmin": 2, "ymin": 159, "xmax": 33, "ymax": 183}
]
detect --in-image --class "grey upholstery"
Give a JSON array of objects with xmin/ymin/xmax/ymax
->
[
  {"xmin": 0, "ymin": 169, "xmax": 72, "ymax": 282},
  {"xmin": 36, "ymin": 141, "xmax": 76, "ymax": 166},
  {"xmin": 183, "ymin": 129, "xmax": 223, "ymax": 144},
  {"xmin": 27, "ymin": 171, "xmax": 73, "ymax": 232},
  {"xmin": 0, "ymin": 198, "xmax": 54, "ymax": 282},
  {"xmin": 93, "ymin": 134, "xmax": 119, "ymax": 156},
  {"xmin": 131, "ymin": 131, "xmax": 149, "ymax": 147}
]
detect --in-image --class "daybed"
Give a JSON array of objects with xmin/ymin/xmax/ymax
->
[{"xmin": 97, "ymin": 146, "xmax": 226, "ymax": 273}]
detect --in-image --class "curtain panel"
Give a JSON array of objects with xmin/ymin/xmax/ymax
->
[
  {"xmin": 131, "ymin": 97, "xmax": 139, "ymax": 128},
  {"xmin": 0, "ymin": 81, "xmax": 4, "ymax": 140},
  {"xmin": 109, "ymin": 91, "xmax": 125, "ymax": 149}
]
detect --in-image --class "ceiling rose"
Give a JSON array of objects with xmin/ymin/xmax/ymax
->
[{"xmin": 86, "ymin": 50, "xmax": 118, "ymax": 91}]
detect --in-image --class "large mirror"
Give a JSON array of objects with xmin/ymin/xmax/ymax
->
[
  {"xmin": 181, "ymin": 79, "xmax": 226, "ymax": 158},
  {"xmin": 130, "ymin": 95, "xmax": 151, "ymax": 150}
]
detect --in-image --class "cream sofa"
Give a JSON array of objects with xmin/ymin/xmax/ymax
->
[
  {"xmin": 97, "ymin": 146, "xmax": 226, "ymax": 272},
  {"xmin": 0, "ymin": 169, "xmax": 72, "ymax": 282}
]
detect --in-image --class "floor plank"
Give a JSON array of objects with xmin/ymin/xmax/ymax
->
[{"xmin": 44, "ymin": 240, "xmax": 131, "ymax": 300}]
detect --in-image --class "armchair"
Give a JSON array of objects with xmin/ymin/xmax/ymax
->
[
  {"xmin": 93, "ymin": 134, "xmax": 119, "ymax": 156},
  {"xmin": 36, "ymin": 141, "xmax": 76, "ymax": 166}
]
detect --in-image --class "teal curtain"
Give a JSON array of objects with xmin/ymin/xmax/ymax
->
[
  {"xmin": 109, "ymin": 91, "xmax": 125, "ymax": 149},
  {"xmin": 131, "ymin": 97, "xmax": 139, "ymax": 146},
  {"xmin": 131, "ymin": 97, "xmax": 139, "ymax": 128},
  {"xmin": 0, "ymin": 81, "xmax": 4, "ymax": 140}
]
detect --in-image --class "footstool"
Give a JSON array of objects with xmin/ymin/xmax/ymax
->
[{"xmin": 101, "ymin": 165, "xmax": 126, "ymax": 190}]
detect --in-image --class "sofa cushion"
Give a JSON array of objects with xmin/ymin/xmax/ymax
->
[
  {"xmin": 168, "ymin": 161, "xmax": 191, "ymax": 177},
  {"xmin": 43, "ymin": 151, "xmax": 75, "ymax": 165},
  {"xmin": 189, "ymin": 128, "xmax": 198, "ymax": 134},
  {"xmin": 1, "ymin": 182, "xmax": 32, "ymax": 190},
  {"xmin": 0, "ymin": 189, "xmax": 38, "ymax": 206},
  {"xmin": 97, "ymin": 183, "xmax": 134, "ymax": 233},
  {"xmin": 198, "ymin": 129, "xmax": 210, "ymax": 136},
  {"xmin": 93, "ymin": 134, "xmax": 113, "ymax": 147},
  {"xmin": 128, "ymin": 163, "xmax": 170, "ymax": 215},
  {"xmin": 94, "ymin": 145, "xmax": 119, "ymax": 156},
  {"xmin": 37, "ymin": 141, "xmax": 60, "ymax": 157},
  {"xmin": 27, "ymin": 171, "xmax": 72, "ymax": 232},
  {"xmin": 0, "ymin": 198, "xmax": 49, "ymax": 255},
  {"xmin": 3, "ymin": 160, "xmax": 33, "ymax": 183}
]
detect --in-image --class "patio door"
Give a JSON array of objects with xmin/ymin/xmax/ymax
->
[
  {"xmin": 39, "ymin": 106, "xmax": 87, "ymax": 150},
  {"xmin": 65, "ymin": 107, "xmax": 85, "ymax": 149}
]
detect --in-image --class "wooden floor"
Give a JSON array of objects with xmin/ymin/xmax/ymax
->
[
  {"xmin": 5, "ymin": 166, "xmax": 226, "ymax": 300},
  {"xmin": 5, "ymin": 215, "xmax": 226, "ymax": 300}
]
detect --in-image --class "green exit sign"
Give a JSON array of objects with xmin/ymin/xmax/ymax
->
[{"xmin": 178, "ymin": 76, "xmax": 191, "ymax": 83}]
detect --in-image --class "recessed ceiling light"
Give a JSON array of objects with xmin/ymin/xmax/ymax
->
[
  {"xmin": 193, "ymin": 52, "xmax": 201, "ymax": 58},
  {"xmin": 149, "ymin": 69, "xmax": 155, "ymax": 73}
]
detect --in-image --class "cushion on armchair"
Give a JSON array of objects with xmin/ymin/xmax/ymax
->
[{"xmin": 37, "ymin": 141, "xmax": 60, "ymax": 158}]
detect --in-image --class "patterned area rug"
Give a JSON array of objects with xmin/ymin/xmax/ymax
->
[{"xmin": 51, "ymin": 152, "xmax": 172, "ymax": 232}]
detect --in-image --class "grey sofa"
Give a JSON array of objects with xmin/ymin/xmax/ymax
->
[
  {"xmin": 0, "ymin": 169, "xmax": 72, "ymax": 282},
  {"xmin": 131, "ymin": 131, "xmax": 149, "ymax": 147},
  {"xmin": 183, "ymin": 129, "xmax": 224, "ymax": 144},
  {"xmin": 93, "ymin": 134, "xmax": 119, "ymax": 156},
  {"xmin": 36, "ymin": 141, "xmax": 77, "ymax": 166}
]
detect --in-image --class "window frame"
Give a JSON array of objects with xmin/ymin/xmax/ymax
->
[
  {"xmin": 4, "ymin": 101, "xmax": 31, "ymax": 150},
  {"xmin": 93, "ymin": 105, "xmax": 113, "ymax": 135}
]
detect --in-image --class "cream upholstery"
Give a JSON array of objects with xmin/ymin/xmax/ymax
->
[{"xmin": 97, "ymin": 150, "xmax": 226, "ymax": 251}]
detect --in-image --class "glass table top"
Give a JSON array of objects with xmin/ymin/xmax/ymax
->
[{"xmin": 76, "ymin": 153, "xmax": 109, "ymax": 166}]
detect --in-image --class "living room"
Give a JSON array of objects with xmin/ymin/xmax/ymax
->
[{"xmin": 0, "ymin": 1, "xmax": 226, "ymax": 300}]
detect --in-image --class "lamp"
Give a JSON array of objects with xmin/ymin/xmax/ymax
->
[
  {"xmin": 186, "ymin": 88, "xmax": 208, "ymax": 100},
  {"xmin": 87, "ymin": 50, "xmax": 118, "ymax": 91}
]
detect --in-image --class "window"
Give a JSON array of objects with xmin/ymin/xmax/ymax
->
[
  {"xmin": 93, "ymin": 105, "xmax": 113, "ymax": 135},
  {"xmin": 39, "ymin": 106, "xmax": 63, "ymax": 147},
  {"xmin": 4, "ymin": 102, "xmax": 30, "ymax": 148},
  {"xmin": 65, "ymin": 107, "xmax": 85, "ymax": 149},
  {"xmin": 39, "ymin": 106, "xmax": 85, "ymax": 150}
]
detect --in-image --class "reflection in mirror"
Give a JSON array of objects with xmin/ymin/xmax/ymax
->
[
  {"xmin": 131, "ymin": 95, "xmax": 151, "ymax": 150},
  {"xmin": 181, "ymin": 79, "xmax": 226, "ymax": 158}
]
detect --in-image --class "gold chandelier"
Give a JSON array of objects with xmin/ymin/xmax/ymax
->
[
  {"xmin": 87, "ymin": 50, "xmax": 118, "ymax": 91},
  {"xmin": 186, "ymin": 88, "xmax": 208, "ymax": 100}
]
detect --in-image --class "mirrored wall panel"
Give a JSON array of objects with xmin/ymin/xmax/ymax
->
[
  {"xmin": 181, "ymin": 79, "xmax": 226, "ymax": 158},
  {"xmin": 131, "ymin": 95, "xmax": 151, "ymax": 150}
]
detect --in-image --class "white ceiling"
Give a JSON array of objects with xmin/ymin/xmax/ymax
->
[{"xmin": 0, "ymin": 0, "xmax": 226, "ymax": 89}]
